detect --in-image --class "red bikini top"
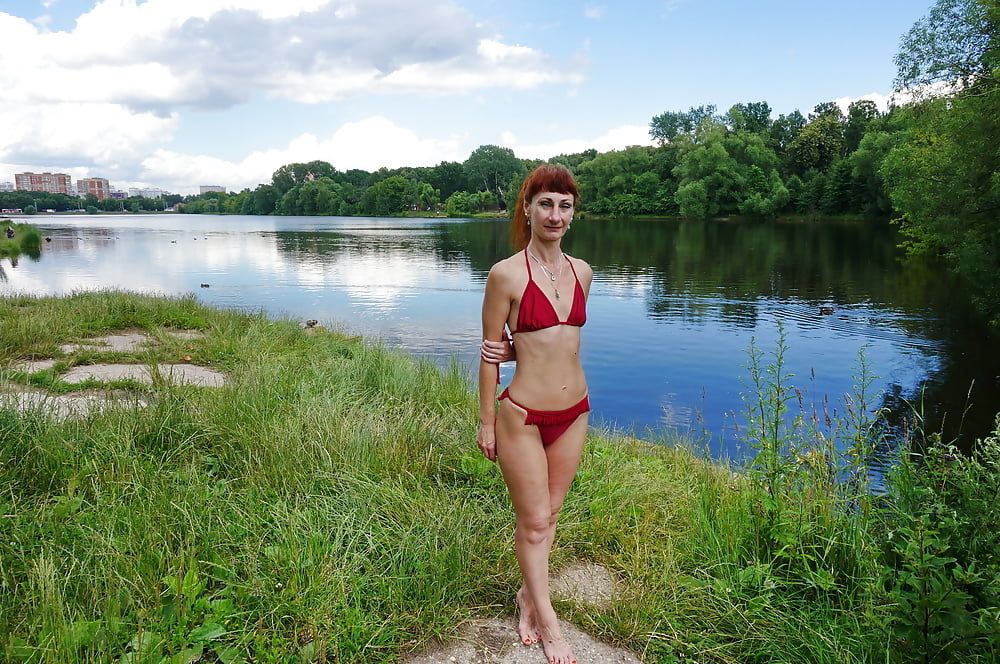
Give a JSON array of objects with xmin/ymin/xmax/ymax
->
[{"xmin": 512, "ymin": 249, "xmax": 587, "ymax": 334}]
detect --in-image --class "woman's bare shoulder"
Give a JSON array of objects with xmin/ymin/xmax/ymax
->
[
  {"xmin": 566, "ymin": 254, "xmax": 593, "ymax": 278},
  {"xmin": 487, "ymin": 252, "xmax": 524, "ymax": 282}
]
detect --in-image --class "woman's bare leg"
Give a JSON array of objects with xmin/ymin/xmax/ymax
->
[{"xmin": 498, "ymin": 400, "xmax": 587, "ymax": 664}]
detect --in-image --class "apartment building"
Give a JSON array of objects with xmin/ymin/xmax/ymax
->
[
  {"xmin": 77, "ymin": 177, "xmax": 111, "ymax": 200},
  {"xmin": 14, "ymin": 172, "xmax": 73, "ymax": 196},
  {"xmin": 129, "ymin": 187, "xmax": 169, "ymax": 199}
]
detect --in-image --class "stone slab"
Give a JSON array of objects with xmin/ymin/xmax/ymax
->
[
  {"xmin": 61, "ymin": 332, "xmax": 152, "ymax": 353},
  {"xmin": 403, "ymin": 617, "xmax": 640, "ymax": 664},
  {"xmin": 60, "ymin": 363, "xmax": 226, "ymax": 387},
  {"xmin": 11, "ymin": 358, "xmax": 58, "ymax": 373},
  {"xmin": 405, "ymin": 563, "xmax": 636, "ymax": 664},
  {"xmin": 0, "ymin": 386, "xmax": 148, "ymax": 420}
]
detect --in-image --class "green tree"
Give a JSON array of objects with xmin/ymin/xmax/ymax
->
[
  {"xmin": 844, "ymin": 99, "xmax": 882, "ymax": 153},
  {"xmin": 463, "ymin": 145, "xmax": 522, "ymax": 208},
  {"xmin": 360, "ymin": 176, "xmax": 418, "ymax": 215},
  {"xmin": 428, "ymin": 161, "xmax": 466, "ymax": 199},
  {"xmin": 252, "ymin": 185, "xmax": 278, "ymax": 215},
  {"xmin": 725, "ymin": 101, "xmax": 772, "ymax": 135},
  {"xmin": 894, "ymin": 0, "xmax": 998, "ymax": 94},
  {"xmin": 444, "ymin": 190, "xmax": 493, "ymax": 216},
  {"xmin": 770, "ymin": 110, "xmax": 807, "ymax": 153},
  {"xmin": 576, "ymin": 146, "xmax": 656, "ymax": 210},
  {"xmin": 417, "ymin": 182, "xmax": 439, "ymax": 211},
  {"xmin": 882, "ymin": 0, "xmax": 1000, "ymax": 323},
  {"xmin": 649, "ymin": 104, "xmax": 717, "ymax": 144},
  {"xmin": 786, "ymin": 114, "xmax": 845, "ymax": 174}
]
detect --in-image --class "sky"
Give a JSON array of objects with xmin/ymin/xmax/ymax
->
[{"xmin": 0, "ymin": 0, "xmax": 931, "ymax": 195}]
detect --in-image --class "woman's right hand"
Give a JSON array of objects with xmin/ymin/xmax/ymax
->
[{"xmin": 477, "ymin": 422, "xmax": 497, "ymax": 462}]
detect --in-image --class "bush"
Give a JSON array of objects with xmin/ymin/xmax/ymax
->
[{"xmin": 880, "ymin": 425, "xmax": 1000, "ymax": 661}]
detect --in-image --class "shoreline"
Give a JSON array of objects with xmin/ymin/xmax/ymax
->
[{"xmin": 1, "ymin": 292, "xmax": 997, "ymax": 662}]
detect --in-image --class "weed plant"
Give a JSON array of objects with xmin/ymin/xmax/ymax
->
[{"xmin": 0, "ymin": 292, "xmax": 997, "ymax": 663}]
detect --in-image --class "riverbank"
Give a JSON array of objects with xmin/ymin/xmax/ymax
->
[
  {"xmin": 1, "ymin": 292, "xmax": 997, "ymax": 662},
  {"xmin": 0, "ymin": 221, "xmax": 41, "ymax": 262}
]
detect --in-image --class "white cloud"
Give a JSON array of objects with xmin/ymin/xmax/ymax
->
[
  {"xmin": 0, "ymin": 1, "xmax": 581, "ymax": 183},
  {"xmin": 832, "ymin": 92, "xmax": 896, "ymax": 115},
  {"xmin": 139, "ymin": 116, "xmax": 468, "ymax": 193},
  {"xmin": 501, "ymin": 124, "xmax": 654, "ymax": 159},
  {"xmin": 583, "ymin": 4, "xmax": 605, "ymax": 19},
  {"xmin": 832, "ymin": 81, "xmax": 960, "ymax": 116},
  {"xmin": 1, "ymin": 1, "xmax": 579, "ymax": 112}
]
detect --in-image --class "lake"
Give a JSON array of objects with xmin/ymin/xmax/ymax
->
[{"xmin": 3, "ymin": 213, "xmax": 998, "ymax": 462}]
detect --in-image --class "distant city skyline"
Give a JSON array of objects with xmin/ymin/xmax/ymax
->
[
  {"xmin": 6, "ymin": 171, "xmax": 175, "ymax": 200},
  {"xmin": 1, "ymin": 1, "xmax": 930, "ymax": 194}
]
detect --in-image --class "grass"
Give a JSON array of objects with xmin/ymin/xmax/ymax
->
[
  {"xmin": 1, "ymin": 292, "xmax": 997, "ymax": 663},
  {"xmin": 1, "ymin": 222, "xmax": 42, "ymax": 266}
]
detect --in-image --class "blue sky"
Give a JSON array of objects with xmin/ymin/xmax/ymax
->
[{"xmin": 0, "ymin": 0, "xmax": 929, "ymax": 194}]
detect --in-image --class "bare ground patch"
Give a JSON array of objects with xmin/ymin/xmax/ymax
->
[
  {"xmin": 3, "ymin": 329, "xmax": 223, "ymax": 418},
  {"xmin": 403, "ymin": 564, "xmax": 640, "ymax": 664}
]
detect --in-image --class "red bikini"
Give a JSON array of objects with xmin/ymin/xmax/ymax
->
[
  {"xmin": 511, "ymin": 249, "xmax": 586, "ymax": 334},
  {"xmin": 499, "ymin": 249, "xmax": 590, "ymax": 446}
]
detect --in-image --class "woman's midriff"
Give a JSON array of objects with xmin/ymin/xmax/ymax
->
[{"xmin": 505, "ymin": 326, "xmax": 587, "ymax": 410}]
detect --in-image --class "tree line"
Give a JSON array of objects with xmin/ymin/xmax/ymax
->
[{"xmin": 0, "ymin": 191, "xmax": 184, "ymax": 215}]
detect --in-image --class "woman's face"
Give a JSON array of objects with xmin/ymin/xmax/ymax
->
[{"xmin": 525, "ymin": 191, "xmax": 574, "ymax": 241}]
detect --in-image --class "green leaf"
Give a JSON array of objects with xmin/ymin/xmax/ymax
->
[
  {"xmin": 189, "ymin": 622, "xmax": 226, "ymax": 643},
  {"xmin": 213, "ymin": 645, "xmax": 246, "ymax": 664}
]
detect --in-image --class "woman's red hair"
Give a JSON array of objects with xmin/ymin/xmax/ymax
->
[{"xmin": 511, "ymin": 164, "xmax": 579, "ymax": 250}]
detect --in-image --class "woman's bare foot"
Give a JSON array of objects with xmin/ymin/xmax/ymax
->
[
  {"xmin": 538, "ymin": 619, "xmax": 575, "ymax": 664},
  {"xmin": 515, "ymin": 587, "xmax": 541, "ymax": 645}
]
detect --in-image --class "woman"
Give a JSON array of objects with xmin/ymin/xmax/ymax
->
[{"xmin": 478, "ymin": 164, "xmax": 591, "ymax": 664}]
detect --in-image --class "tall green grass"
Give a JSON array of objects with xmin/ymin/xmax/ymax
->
[{"xmin": 1, "ymin": 292, "xmax": 997, "ymax": 663}]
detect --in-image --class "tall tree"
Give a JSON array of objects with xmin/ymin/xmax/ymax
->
[
  {"xmin": 882, "ymin": 0, "xmax": 1000, "ymax": 324},
  {"xmin": 786, "ymin": 114, "xmax": 845, "ymax": 174},
  {"xmin": 725, "ymin": 101, "xmax": 772, "ymax": 135},
  {"xmin": 894, "ymin": 0, "xmax": 998, "ymax": 95},
  {"xmin": 844, "ymin": 99, "xmax": 882, "ymax": 153},
  {"xmin": 428, "ymin": 161, "xmax": 466, "ymax": 199},
  {"xmin": 463, "ymin": 145, "xmax": 522, "ymax": 208},
  {"xmin": 649, "ymin": 104, "xmax": 717, "ymax": 144}
]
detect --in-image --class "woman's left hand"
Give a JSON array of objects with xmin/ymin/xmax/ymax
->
[
  {"xmin": 481, "ymin": 337, "xmax": 514, "ymax": 364},
  {"xmin": 477, "ymin": 422, "xmax": 497, "ymax": 462}
]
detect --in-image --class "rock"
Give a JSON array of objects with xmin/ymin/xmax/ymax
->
[
  {"xmin": 403, "ymin": 618, "xmax": 640, "ymax": 664},
  {"xmin": 11, "ymin": 358, "xmax": 58, "ymax": 373},
  {"xmin": 404, "ymin": 563, "xmax": 635, "ymax": 664},
  {"xmin": 60, "ymin": 332, "xmax": 151, "ymax": 353}
]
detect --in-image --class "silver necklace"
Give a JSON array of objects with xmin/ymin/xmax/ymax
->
[{"xmin": 527, "ymin": 249, "xmax": 565, "ymax": 299}]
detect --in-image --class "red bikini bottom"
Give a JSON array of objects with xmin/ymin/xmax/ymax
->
[{"xmin": 499, "ymin": 388, "xmax": 590, "ymax": 446}]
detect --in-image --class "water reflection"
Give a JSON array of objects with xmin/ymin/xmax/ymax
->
[{"xmin": 3, "ymin": 214, "xmax": 997, "ymax": 460}]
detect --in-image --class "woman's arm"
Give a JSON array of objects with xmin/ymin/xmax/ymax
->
[{"xmin": 477, "ymin": 265, "xmax": 510, "ymax": 462}]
